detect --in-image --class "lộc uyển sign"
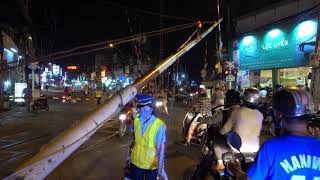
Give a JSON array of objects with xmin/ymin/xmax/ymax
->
[{"xmin": 239, "ymin": 19, "xmax": 318, "ymax": 70}]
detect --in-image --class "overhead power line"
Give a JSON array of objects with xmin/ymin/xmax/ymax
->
[{"xmin": 35, "ymin": 22, "xmax": 197, "ymax": 62}]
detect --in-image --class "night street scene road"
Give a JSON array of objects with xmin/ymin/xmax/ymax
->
[{"xmin": 1, "ymin": 0, "xmax": 320, "ymax": 179}]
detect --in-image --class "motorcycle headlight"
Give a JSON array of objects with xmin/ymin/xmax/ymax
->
[
  {"xmin": 119, "ymin": 114, "xmax": 127, "ymax": 121},
  {"xmin": 156, "ymin": 101, "xmax": 163, "ymax": 107}
]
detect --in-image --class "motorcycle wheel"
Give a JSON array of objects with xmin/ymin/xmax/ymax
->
[{"xmin": 32, "ymin": 106, "xmax": 38, "ymax": 114}]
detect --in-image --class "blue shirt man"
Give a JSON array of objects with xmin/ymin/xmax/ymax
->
[{"xmin": 248, "ymin": 135, "xmax": 320, "ymax": 180}]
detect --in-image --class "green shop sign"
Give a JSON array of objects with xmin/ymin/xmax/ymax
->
[{"xmin": 239, "ymin": 19, "xmax": 318, "ymax": 70}]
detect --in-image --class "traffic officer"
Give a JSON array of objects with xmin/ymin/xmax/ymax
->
[
  {"xmin": 129, "ymin": 94, "xmax": 168, "ymax": 180},
  {"xmin": 95, "ymin": 87, "xmax": 102, "ymax": 105}
]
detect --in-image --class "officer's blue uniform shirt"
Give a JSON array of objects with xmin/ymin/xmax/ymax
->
[{"xmin": 247, "ymin": 135, "xmax": 320, "ymax": 180}]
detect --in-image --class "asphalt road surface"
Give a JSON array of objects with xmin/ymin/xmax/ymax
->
[{"xmin": 0, "ymin": 95, "xmax": 271, "ymax": 179}]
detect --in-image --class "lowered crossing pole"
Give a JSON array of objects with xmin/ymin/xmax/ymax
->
[{"xmin": 5, "ymin": 18, "xmax": 222, "ymax": 180}]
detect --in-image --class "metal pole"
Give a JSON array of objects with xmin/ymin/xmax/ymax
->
[{"xmin": 5, "ymin": 19, "xmax": 222, "ymax": 180}]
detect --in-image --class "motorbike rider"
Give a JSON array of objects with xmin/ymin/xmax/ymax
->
[
  {"xmin": 185, "ymin": 87, "xmax": 212, "ymax": 145},
  {"xmin": 227, "ymin": 87, "xmax": 320, "ymax": 179},
  {"xmin": 216, "ymin": 87, "xmax": 264, "ymax": 171}
]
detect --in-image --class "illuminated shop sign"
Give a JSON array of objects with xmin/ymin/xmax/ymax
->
[{"xmin": 239, "ymin": 19, "xmax": 318, "ymax": 70}]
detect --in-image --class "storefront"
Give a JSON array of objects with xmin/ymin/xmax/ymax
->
[{"xmin": 235, "ymin": 18, "xmax": 318, "ymax": 89}]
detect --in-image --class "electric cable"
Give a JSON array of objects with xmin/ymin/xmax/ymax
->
[{"xmin": 39, "ymin": 22, "xmax": 195, "ymax": 59}]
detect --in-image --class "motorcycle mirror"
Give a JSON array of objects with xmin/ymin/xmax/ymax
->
[{"xmin": 227, "ymin": 131, "xmax": 242, "ymax": 151}]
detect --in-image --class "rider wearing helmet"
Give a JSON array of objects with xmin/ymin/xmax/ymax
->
[
  {"xmin": 227, "ymin": 87, "xmax": 320, "ymax": 179},
  {"xmin": 185, "ymin": 87, "xmax": 212, "ymax": 145},
  {"xmin": 216, "ymin": 87, "xmax": 264, "ymax": 171}
]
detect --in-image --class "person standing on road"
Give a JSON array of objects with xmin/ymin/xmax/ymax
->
[
  {"xmin": 95, "ymin": 87, "xmax": 102, "ymax": 105},
  {"xmin": 22, "ymin": 84, "xmax": 32, "ymax": 110},
  {"xmin": 127, "ymin": 94, "xmax": 168, "ymax": 180},
  {"xmin": 226, "ymin": 87, "xmax": 320, "ymax": 179}
]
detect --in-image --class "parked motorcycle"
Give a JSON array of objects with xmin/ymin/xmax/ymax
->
[{"xmin": 31, "ymin": 95, "xmax": 49, "ymax": 113}]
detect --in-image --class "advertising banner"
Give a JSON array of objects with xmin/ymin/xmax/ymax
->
[{"xmin": 239, "ymin": 19, "xmax": 318, "ymax": 70}]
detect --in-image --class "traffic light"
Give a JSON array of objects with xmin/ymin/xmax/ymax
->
[
  {"xmin": 233, "ymin": 69, "xmax": 238, "ymax": 75},
  {"xmin": 224, "ymin": 69, "xmax": 230, "ymax": 75}
]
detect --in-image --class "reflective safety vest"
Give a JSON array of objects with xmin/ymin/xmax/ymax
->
[
  {"xmin": 131, "ymin": 115, "xmax": 164, "ymax": 170},
  {"xmin": 96, "ymin": 90, "xmax": 102, "ymax": 98}
]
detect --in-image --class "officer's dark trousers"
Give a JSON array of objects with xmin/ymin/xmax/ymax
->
[{"xmin": 131, "ymin": 164, "xmax": 157, "ymax": 180}]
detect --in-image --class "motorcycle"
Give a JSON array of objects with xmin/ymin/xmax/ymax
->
[
  {"xmin": 118, "ymin": 105, "xmax": 135, "ymax": 137},
  {"xmin": 184, "ymin": 132, "xmax": 256, "ymax": 180},
  {"xmin": 62, "ymin": 95, "xmax": 72, "ymax": 104},
  {"xmin": 182, "ymin": 112, "xmax": 207, "ymax": 146},
  {"xmin": 31, "ymin": 95, "xmax": 49, "ymax": 113},
  {"xmin": 182, "ymin": 105, "xmax": 225, "ymax": 146},
  {"xmin": 155, "ymin": 98, "xmax": 168, "ymax": 115}
]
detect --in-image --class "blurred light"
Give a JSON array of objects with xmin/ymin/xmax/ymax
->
[
  {"xmin": 179, "ymin": 88, "xmax": 183, "ymax": 91},
  {"xmin": 10, "ymin": 48, "xmax": 17, "ymax": 53},
  {"xmin": 109, "ymin": 43, "xmax": 114, "ymax": 48},
  {"xmin": 200, "ymin": 85, "xmax": 205, "ymax": 88},
  {"xmin": 28, "ymin": 36, "xmax": 32, "ymax": 40},
  {"xmin": 67, "ymin": 66, "xmax": 77, "ymax": 70},
  {"xmin": 156, "ymin": 101, "xmax": 163, "ymax": 107},
  {"xmin": 242, "ymin": 36, "xmax": 255, "ymax": 46},
  {"xmin": 4, "ymin": 80, "xmax": 10, "ymax": 87},
  {"xmin": 182, "ymin": 74, "xmax": 186, "ymax": 78},
  {"xmin": 18, "ymin": 55, "xmax": 23, "ymax": 59},
  {"xmin": 48, "ymin": 63, "xmax": 52, "ymax": 65},
  {"xmin": 297, "ymin": 20, "xmax": 317, "ymax": 38},
  {"xmin": 268, "ymin": 29, "xmax": 281, "ymax": 38},
  {"xmin": 197, "ymin": 21, "xmax": 202, "ymax": 29},
  {"xmin": 119, "ymin": 114, "xmax": 127, "ymax": 121}
]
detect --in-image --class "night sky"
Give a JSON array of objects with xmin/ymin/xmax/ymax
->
[{"xmin": 30, "ymin": 0, "xmax": 280, "ymax": 81}]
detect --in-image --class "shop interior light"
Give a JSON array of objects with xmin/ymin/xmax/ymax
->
[
  {"xmin": 268, "ymin": 29, "xmax": 281, "ymax": 38},
  {"xmin": 242, "ymin": 36, "xmax": 255, "ymax": 46},
  {"xmin": 297, "ymin": 20, "xmax": 317, "ymax": 38}
]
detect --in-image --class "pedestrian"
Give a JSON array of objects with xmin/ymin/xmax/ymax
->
[
  {"xmin": 22, "ymin": 84, "xmax": 32, "ymax": 110},
  {"xmin": 226, "ymin": 87, "xmax": 320, "ymax": 179},
  {"xmin": 95, "ymin": 87, "xmax": 102, "ymax": 105},
  {"xmin": 126, "ymin": 94, "xmax": 168, "ymax": 180}
]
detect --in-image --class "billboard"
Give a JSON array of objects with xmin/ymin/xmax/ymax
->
[{"xmin": 239, "ymin": 19, "xmax": 318, "ymax": 70}]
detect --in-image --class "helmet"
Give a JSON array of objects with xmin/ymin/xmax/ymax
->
[
  {"xmin": 225, "ymin": 89, "xmax": 241, "ymax": 106},
  {"xmin": 243, "ymin": 87, "xmax": 261, "ymax": 104},
  {"xmin": 272, "ymin": 87, "xmax": 314, "ymax": 117},
  {"xmin": 197, "ymin": 88, "xmax": 207, "ymax": 97},
  {"xmin": 212, "ymin": 91, "xmax": 225, "ymax": 106},
  {"xmin": 275, "ymin": 84, "xmax": 283, "ymax": 92}
]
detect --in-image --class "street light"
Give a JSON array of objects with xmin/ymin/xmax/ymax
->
[{"xmin": 109, "ymin": 43, "xmax": 114, "ymax": 48}]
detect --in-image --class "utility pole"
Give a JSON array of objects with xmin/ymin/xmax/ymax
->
[
  {"xmin": 160, "ymin": 0, "xmax": 164, "ymax": 89},
  {"xmin": 5, "ymin": 20, "xmax": 222, "ymax": 180}
]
